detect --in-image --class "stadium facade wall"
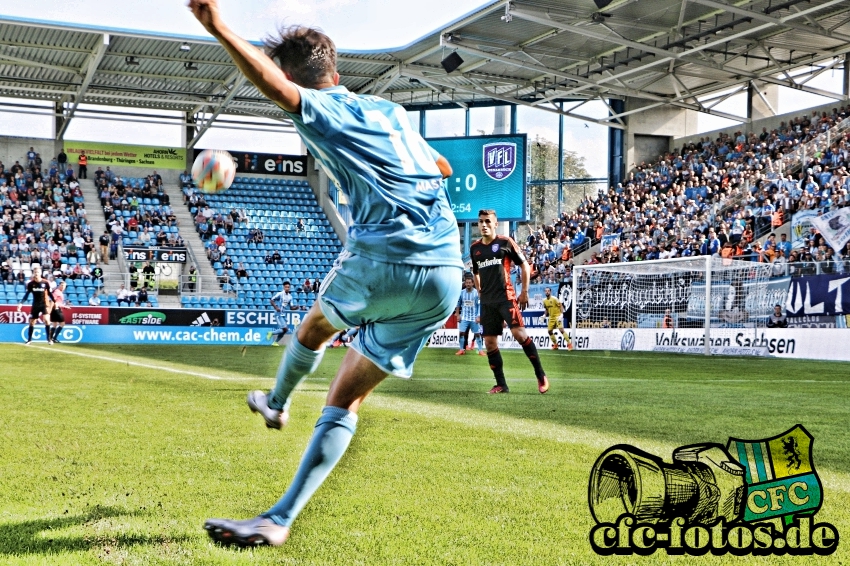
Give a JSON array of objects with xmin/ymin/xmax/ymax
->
[
  {"xmin": 674, "ymin": 100, "xmax": 846, "ymax": 149},
  {"xmin": 624, "ymin": 98, "xmax": 698, "ymax": 172},
  {"xmin": 0, "ymin": 135, "xmax": 61, "ymax": 169}
]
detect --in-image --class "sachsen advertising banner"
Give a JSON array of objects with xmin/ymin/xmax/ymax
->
[
  {"xmin": 193, "ymin": 149, "xmax": 307, "ymax": 177},
  {"xmin": 66, "ymin": 141, "xmax": 186, "ymax": 169},
  {"xmin": 429, "ymin": 326, "xmax": 850, "ymax": 361}
]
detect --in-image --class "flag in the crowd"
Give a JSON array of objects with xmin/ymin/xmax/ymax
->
[{"xmin": 810, "ymin": 208, "xmax": 850, "ymax": 252}]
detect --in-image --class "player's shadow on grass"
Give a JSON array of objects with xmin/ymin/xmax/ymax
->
[{"xmin": 0, "ymin": 505, "xmax": 189, "ymax": 556}]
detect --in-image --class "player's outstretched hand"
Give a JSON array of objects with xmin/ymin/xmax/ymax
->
[{"xmin": 187, "ymin": 0, "xmax": 223, "ymax": 33}]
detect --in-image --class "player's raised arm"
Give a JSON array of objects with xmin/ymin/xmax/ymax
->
[{"xmin": 187, "ymin": 0, "xmax": 301, "ymax": 112}]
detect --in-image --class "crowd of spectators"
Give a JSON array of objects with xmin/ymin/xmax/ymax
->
[
  {"xmin": 96, "ymin": 168, "xmax": 184, "ymax": 251},
  {"xmin": 520, "ymin": 105, "xmax": 850, "ymax": 282},
  {"xmin": 0, "ymin": 148, "xmax": 106, "ymax": 286}
]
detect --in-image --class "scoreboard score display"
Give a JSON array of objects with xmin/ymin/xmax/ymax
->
[{"xmin": 427, "ymin": 134, "xmax": 527, "ymax": 222}]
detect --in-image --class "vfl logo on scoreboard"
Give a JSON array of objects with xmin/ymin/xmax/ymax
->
[{"xmin": 483, "ymin": 142, "xmax": 516, "ymax": 181}]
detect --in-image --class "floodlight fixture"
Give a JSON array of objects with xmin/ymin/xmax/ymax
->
[
  {"xmin": 184, "ymin": 61, "xmax": 199, "ymax": 71},
  {"xmin": 180, "ymin": 42, "xmax": 191, "ymax": 52},
  {"xmin": 125, "ymin": 56, "xmax": 140, "ymax": 66}
]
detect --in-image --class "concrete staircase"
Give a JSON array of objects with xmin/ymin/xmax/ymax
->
[
  {"xmin": 78, "ymin": 179, "xmax": 125, "ymax": 286},
  {"xmin": 168, "ymin": 195, "xmax": 221, "ymax": 292}
]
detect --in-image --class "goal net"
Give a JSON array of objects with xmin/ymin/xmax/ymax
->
[{"xmin": 571, "ymin": 257, "xmax": 778, "ymax": 355}]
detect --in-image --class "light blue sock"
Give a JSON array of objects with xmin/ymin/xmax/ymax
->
[
  {"xmin": 269, "ymin": 334, "xmax": 324, "ymax": 411},
  {"xmin": 262, "ymin": 406, "xmax": 358, "ymax": 527}
]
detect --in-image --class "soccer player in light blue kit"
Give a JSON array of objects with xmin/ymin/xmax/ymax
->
[
  {"xmin": 267, "ymin": 281, "xmax": 294, "ymax": 345},
  {"xmin": 189, "ymin": 0, "xmax": 463, "ymax": 547},
  {"xmin": 455, "ymin": 274, "xmax": 485, "ymax": 356}
]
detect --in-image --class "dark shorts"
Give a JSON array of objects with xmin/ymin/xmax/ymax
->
[
  {"xmin": 30, "ymin": 304, "xmax": 48, "ymax": 321},
  {"xmin": 50, "ymin": 308, "xmax": 65, "ymax": 323},
  {"xmin": 480, "ymin": 300, "xmax": 524, "ymax": 336}
]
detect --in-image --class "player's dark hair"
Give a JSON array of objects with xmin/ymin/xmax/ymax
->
[
  {"xmin": 283, "ymin": 281, "xmax": 291, "ymax": 286},
  {"xmin": 478, "ymin": 209, "xmax": 497, "ymax": 218},
  {"xmin": 265, "ymin": 26, "xmax": 337, "ymax": 89}
]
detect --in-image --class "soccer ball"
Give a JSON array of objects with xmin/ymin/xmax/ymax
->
[{"xmin": 192, "ymin": 149, "xmax": 236, "ymax": 193}]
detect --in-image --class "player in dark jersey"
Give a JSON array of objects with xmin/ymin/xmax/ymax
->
[
  {"xmin": 470, "ymin": 210, "xmax": 549, "ymax": 394},
  {"xmin": 17, "ymin": 267, "xmax": 53, "ymax": 344},
  {"xmin": 49, "ymin": 280, "xmax": 70, "ymax": 344}
]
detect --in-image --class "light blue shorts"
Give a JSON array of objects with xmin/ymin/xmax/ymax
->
[
  {"xmin": 457, "ymin": 319, "xmax": 479, "ymax": 335},
  {"xmin": 318, "ymin": 251, "xmax": 462, "ymax": 378}
]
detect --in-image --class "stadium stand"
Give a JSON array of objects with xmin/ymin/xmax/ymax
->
[
  {"xmin": 95, "ymin": 170, "xmax": 183, "ymax": 252},
  {"xmin": 522, "ymin": 105, "xmax": 850, "ymax": 281},
  {"xmin": 0, "ymin": 154, "xmax": 106, "ymax": 306},
  {"xmin": 181, "ymin": 177, "xmax": 342, "ymax": 310}
]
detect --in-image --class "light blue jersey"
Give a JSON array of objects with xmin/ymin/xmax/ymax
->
[
  {"xmin": 286, "ymin": 85, "xmax": 463, "ymax": 268},
  {"xmin": 457, "ymin": 288, "xmax": 480, "ymax": 322}
]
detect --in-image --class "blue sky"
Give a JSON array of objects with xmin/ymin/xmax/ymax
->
[{"xmin": 4, "ymin": 0, "xmax": 491, "ymax": 50}]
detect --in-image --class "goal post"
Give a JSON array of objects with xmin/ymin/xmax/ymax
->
[{"xmin": 571, "ymin": 256, "xmax": 777, "ymax": 356}]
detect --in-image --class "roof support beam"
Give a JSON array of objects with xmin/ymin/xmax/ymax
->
[
  {"xmin": 0, "ymin": 54, "xmax": 82, "ymax": 77},
  {"xmin": 187, "ymin": 74, "xmax": 247, "ymax": 149},
  {"xmin": 56, "ymin": 33, "xmax": 109, "ymax": 141},
  {"xmin": 402, "ymin": 69, "xmax": 626, "ymax": 129},
  {"xmin": 688, "ymin": 0, "xmax": 850, "ymax": 43},
  {"xmin": 191, "ymin": 68, "xmax": 242, "ymax": 115}
]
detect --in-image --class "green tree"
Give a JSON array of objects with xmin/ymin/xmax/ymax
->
[{"xmin": 526, "ymin": 135, "xmax": 592, "ymax": 231}]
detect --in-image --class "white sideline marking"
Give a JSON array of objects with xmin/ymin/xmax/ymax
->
[
  {"xmin": 22, "ymin": 344, "xmax": 262, "ymax": 382},
  {"xmin": 18, "ymin": 344, "xmax": 850, "ymax": 385}
]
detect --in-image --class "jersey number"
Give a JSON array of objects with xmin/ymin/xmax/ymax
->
[{"xmin": 364, "ymin": 108, "xmax": 440, "ymax": 176}]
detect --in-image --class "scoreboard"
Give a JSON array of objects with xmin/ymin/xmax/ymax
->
[{"xmin": 427, "ymin": 134, "xmax": 527, "ymax": 222}]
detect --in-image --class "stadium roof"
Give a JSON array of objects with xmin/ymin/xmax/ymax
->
[{"xmin": 2, "ymin": 0, "xmax": 850, "ymax": 141}]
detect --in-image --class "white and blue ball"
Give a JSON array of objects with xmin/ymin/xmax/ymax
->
[{"xmin": 192, "ymin": 149, "xmax": 236, "ymax": 193}]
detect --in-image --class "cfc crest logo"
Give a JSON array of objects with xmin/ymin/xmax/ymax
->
[
  {"xmin": 483, "ymin": 142, "xmax": 516, "ymax": 181},
  {"xmin": 588, "ymin": 425, "xmax": 838, "ymax": 556}
]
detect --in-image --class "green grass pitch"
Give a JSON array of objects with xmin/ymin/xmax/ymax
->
[{"xmin": 1, "ymin": 343, "xmax": 849, "ymax": 565}]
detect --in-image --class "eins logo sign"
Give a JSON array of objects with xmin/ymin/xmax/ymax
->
[{"xmin": 588, "ymin": 425, "xmax": 838, "ymax": 556}]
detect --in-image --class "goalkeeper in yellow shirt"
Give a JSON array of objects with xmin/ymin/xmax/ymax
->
[{"xmin": 542, "ymin": 287, "xmax": 572, "ymax": 350}]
